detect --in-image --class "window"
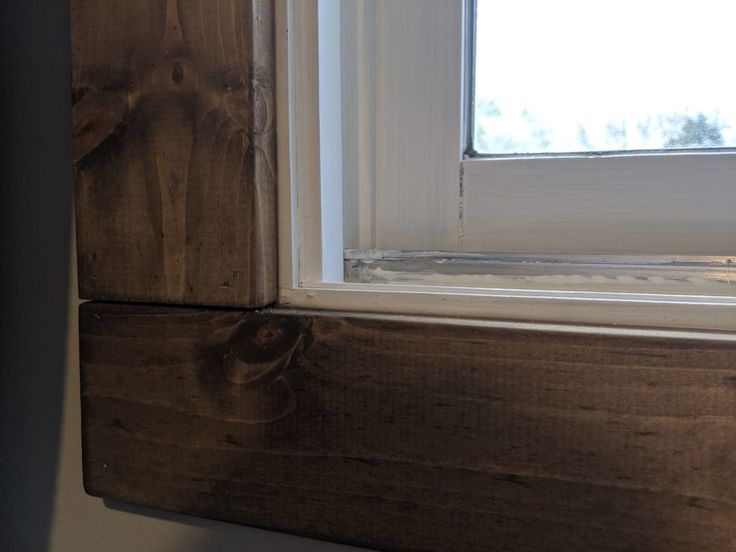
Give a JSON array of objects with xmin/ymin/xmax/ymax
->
[
  {"xmin": 472, "ymin": 0, "xmax": 736, "ymax": 156},
  {"xmin": 71, "ymin": 3, "xmax": 736, "ymax": 550},
  {"xmin": 276, "ymin": 0, "xmax": 736, "ymax": 332}
]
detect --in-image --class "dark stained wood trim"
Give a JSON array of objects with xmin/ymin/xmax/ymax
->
[
  {"xmin": 71, "ymin": 0, "xmax": 277, "ymax": 307},
  {"xmin": 80, "ymin": 302, "xmax": 736, "ymax": 552}
]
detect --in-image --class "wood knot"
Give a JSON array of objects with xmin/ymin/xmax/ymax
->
[
  {"xmin": 171, "ymin": 63, "xmax": 184, "ymax": 85},
  {"xmin": 256, "ymin": 324, "xmax": 284, "ymax": 347},
  {"xmin": 150, "ymin": 59, "xmax": 198, "ymax": 94},
  {"xmin": 222, "ymin": 317, "xmax": 303, "ymax": 385},
  {"xmin": 197, "ymin": 316, "xmax": 311, "ymax": 424}
]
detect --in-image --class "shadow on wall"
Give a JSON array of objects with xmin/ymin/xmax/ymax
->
[
  {"xmin": 105, "ymin": 500, "xmax": 370, "ymax": 552},
  {"xmin": 0, "ymin": 1, "xmax": 73, "ymax": 551}
]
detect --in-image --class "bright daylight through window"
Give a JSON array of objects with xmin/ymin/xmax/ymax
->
[{"xmin": 473, "ymin": 0, "xmax": 736, "ymax": 155}]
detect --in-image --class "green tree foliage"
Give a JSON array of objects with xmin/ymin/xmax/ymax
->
[
  {"xmin": 605, "ymin": 121, "xmax": 627, "ymax": 149},
  {"xmin": 474, "ymin": 98, "xmax": 728, "ymax": 154},
  {"xmin": 665, "ymin": 113, "xmax": 724, "ymax": 148}
]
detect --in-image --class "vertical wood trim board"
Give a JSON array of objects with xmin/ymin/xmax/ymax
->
[
  {"xmin": 80, "ymin": 302, "xmax": 736, "ymax": 552},
  {"xmin": 71, "ymin": 0, "xmax": 277, "ymax": 307}
]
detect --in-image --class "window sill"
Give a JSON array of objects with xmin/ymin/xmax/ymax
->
[{"xmin": 279, "ymin": 282, "xmax": 736, "ymax": 337}]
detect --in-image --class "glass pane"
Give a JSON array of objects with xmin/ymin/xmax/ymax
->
[{"xmin": 473, "ymin": 0, "xmax": 736, "ymax": 155}]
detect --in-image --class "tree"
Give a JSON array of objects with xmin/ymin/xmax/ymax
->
[
  {"xmin": 605, "ymin": 121, "xmax": 627, "ymax": 149},
  {"xmin": 665, "ymin": 113, "xmax": 724, "ymax": 148}
]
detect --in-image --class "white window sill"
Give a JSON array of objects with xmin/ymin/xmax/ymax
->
[{"xmin": 279, "ymin": 282, "xmax": 736, "ymax": 336}]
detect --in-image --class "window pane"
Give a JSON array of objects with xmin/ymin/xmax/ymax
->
[{"xmin": 473, "ymin": 0, "xmax": 736, "ymax": 154}]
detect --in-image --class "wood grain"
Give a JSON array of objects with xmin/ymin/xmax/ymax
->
[
  {"xmin": 71, "ymin": 0, "xmax": 276, "ymax": 307},
  {"xmin": 80, "ymin": 302, "xmax": 736, "ymax": 552}
]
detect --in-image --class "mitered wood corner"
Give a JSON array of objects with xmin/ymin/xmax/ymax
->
[
  {"xmin": 71, "ymin": 0, "xmax": 277, "ymax": 307},
  {"xmin": 80, "ymin": 302, "xmax": 736, "ymax": 552}
]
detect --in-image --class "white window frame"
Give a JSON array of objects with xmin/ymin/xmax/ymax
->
[{"xmin": 275, "ymin": 0, "xmax": 736, "ymax": 335}]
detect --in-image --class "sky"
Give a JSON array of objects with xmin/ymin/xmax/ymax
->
[{"xmin": 474, "ymin": 0, "xmax": 736, "ymax": 153}]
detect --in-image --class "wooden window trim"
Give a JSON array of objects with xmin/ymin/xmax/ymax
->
[
  {"xmin": 80, "ymin": 302, "xmax": 736, "ymax": 552},
  {"xmin": 72, "ymin": 2, "xmax": 736, "ymax": 551},
  {"xmin": 72, "ymin": 0, "xmax": 277, "ymax": 307}
]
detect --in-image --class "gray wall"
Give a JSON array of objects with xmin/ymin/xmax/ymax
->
[{"xmin": 0, "ymin": 2, "xmax": 364, "ymax": 550}]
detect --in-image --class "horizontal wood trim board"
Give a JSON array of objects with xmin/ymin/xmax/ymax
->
[
  {"xmin": 80, "ymin": 302, "xmax": 736, "ymax": 552},
  {"xmin": 71, "ymin": 0, "xmax": 277, "ymax": 307}
]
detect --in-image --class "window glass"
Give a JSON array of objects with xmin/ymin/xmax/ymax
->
[{"xmin": 473, "ymin": 0, "xmax": 736, "ymax": 154}]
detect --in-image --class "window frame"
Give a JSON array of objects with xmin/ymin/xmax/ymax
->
[
  {"xmin": 275, "ymin": 0, "xmax": 736, "ymax": 334},
  {"xmin": 330, "ymin": 0, "xmax": 736, "ymax": 256},
  {"xmin": 71, "ymin": 1, "xmax": 736, "ymax": 549}
]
